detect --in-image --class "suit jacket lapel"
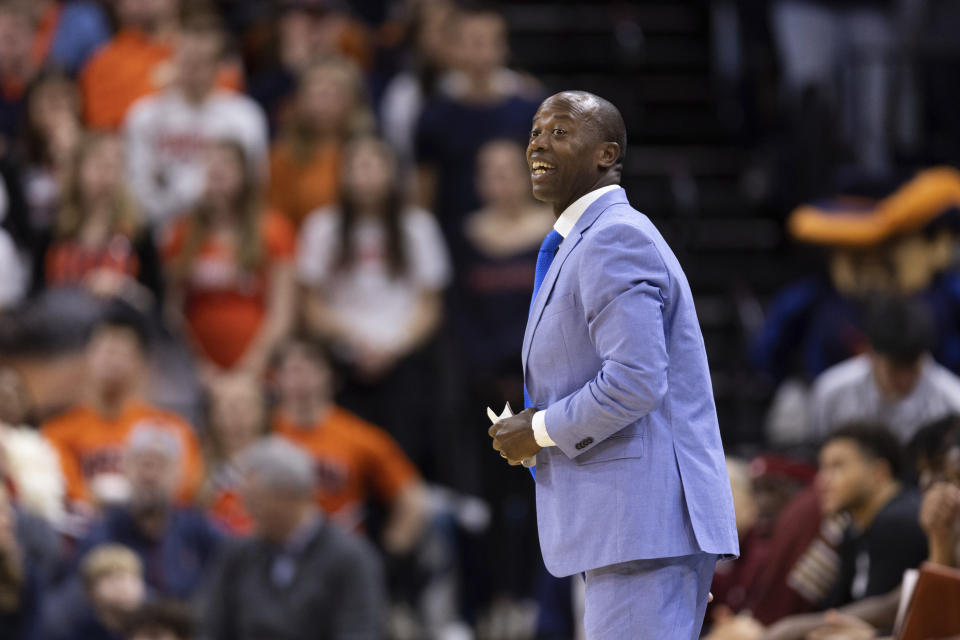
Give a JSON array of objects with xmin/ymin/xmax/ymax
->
[{"xmin": 521, "ymin": 187, "xmax": 629, "ymax": 373}]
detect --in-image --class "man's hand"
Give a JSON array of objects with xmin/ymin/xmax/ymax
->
[
  {"xmin": 489, "ymin": 408, "xmax": 541, "ymax": 465},
  {"xmin": 920, "ymin": 481, "xmax": 960, "ymax": 538}
]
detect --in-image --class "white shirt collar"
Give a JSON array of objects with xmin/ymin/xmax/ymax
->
[{"xmin": 553, "ymin": 185, "xmax": 621, "ymax": 238}]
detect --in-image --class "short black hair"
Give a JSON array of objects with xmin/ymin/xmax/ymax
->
[
  {"xmin": 906, "ymin": 415, "xmax": 960, "ymax": 467},
  {"xmin": 0, "ymin": 289, "xmax": 99, "ymax": 359},
  {"xmin": 823, "ymin": 422, "xmax": 904, "ymax": 479},
  {"xmin": 864, "ymin": 297, "xmax": 935, "ymax": 365},
  {"xmin": 96, "ymin": 298, "xmax": 151, "ymax": 353},
  {"xmin": 124, "ymin": 600, "xmax": 194, "ymax": 640}
]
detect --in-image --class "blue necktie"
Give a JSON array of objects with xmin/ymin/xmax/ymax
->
[{"xmin": 523, "ymin": 230, "xmax": 564, "ymax": 479}]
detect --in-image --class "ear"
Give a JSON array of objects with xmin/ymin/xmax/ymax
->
[{"xmin": 595, "ymin": 142, "xmax": 619, "ymax": 170}]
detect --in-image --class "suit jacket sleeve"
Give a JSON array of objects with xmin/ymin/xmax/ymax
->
[{"xmin": 543, "ymin": 222, "xmax": 670, "ymax": 459}]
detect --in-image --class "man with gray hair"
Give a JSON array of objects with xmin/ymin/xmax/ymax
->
[
  {"xmin": 73, "ymin": 425, "xmax": 223, "ymax": 601},
  {"xmin": 202, "ymin": 437, "xmax": 386, "ymax": 640}
]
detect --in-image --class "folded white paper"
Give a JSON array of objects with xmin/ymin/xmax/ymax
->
[{"xmin": 486, "ymin": 402, "xmax": 536, "ymax": 468}]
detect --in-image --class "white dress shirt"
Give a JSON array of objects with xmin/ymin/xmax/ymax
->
[{"xmin": 532, "ymin": 184, "xmax": 622, "ymax": 448}]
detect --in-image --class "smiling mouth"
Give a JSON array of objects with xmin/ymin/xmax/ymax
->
[{"xmin": 531, "ymin": 160, "xmax": 556, "ymax": 176}]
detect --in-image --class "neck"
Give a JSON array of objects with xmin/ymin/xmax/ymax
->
[
  {"xmin": 91, "ymin": 388, "xmax": 129, "ymax": 418},
  {"xmin": 463, "ymin": 70, "xmax": 499, "ymax": 102},
  {"xmin": 287, "ymin": 397, "xmax": 331, "ymax": 428},
  {"xmin": 181, "ymin": 85, "xmax": 212, "ymax": 106},
  {"xmin": 273, "ymin": 505, "xmax": 318, "ymax": 545},
  {"xmin": 850, "ymin": 480, "xmax": 899, "ymax": 530},
  {"xmin": 553, "ymin": 178, "xmax": 618, "ymax": 218}
]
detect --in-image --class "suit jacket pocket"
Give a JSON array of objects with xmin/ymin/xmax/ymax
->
[
  {"xmin": 575, "ymin": 433, "xmax": 645, "ymax": 465},
  {"xmin": 541, "ymin": 292, "xmax": 575, "ymax": 318}
]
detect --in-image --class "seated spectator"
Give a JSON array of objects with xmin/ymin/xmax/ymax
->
[
  {"xmin": 20, "ymin": 69, "xmax": 83, "ymax": 233},
  {"xmin": 29, "ymin": 0, "xmax": 111, "ymax": 74},
  {"xmin": 42, "ymin": 544, "xmax": 145, "ymax": 640},
  {"xmin": 810, "ymin": 298, "xmax": 960, "ymax": 443},
  {"xmin": 0, "ymin": 288, "xmax": 100, "ymax": 423},
  {"xmin": 711, "ymin": 459, "xmax": 772, "ymax": 616},
  {"xmin": 125, "ymin": 600, "xmax": 194, "ymax": 640},
  {"xmin": 202, "ymin": 437, "xmax": 386, "ymax": 640},
  {"xmin": 414, "ymin": 4, "xmax": 541, "ymax": 245},
  {"xmin": 42, "ymin": 301, "xmax": 204, "ymax": 512},
  {"xmin": 247, "ymin": 2, "xmax": 372, "ymax": 136},
  {"xmin": 298, "ymin": 136, "xmax": 450, "ymax": 465},
  {"xmin": 80, "ymin": 0, "xmax": 242, "ymax": 131},
  {"xmin": 200, "ymin": 374, "xmax": 267, "ymax": 535},
  {"xmin": 125, "ymin": 15, "xmax": 267, "ymax": 228},
  {"xmin": 818, "ymin": 424, "xmax": 927, "ymax": 608},
  {"xmin": 75, "ymin": 426, "xmax": 223, "ymax": 601},
  {"xmin": 163, "ymin": 139, "xmax": 295, "ymax": 378},
  {"xmin": 0, "ymin": 4, "xmax": 38, "ymax": 154},
  {"xmin": 271, "ymin": 338, "xmax": 429, "ymax": 551},
  {"xmin": 0, "ymin": 483, "xmax": 44, "ymax": 640},
  {"xmin": 267, "ymin": 57, "xmax": 374, "ymax": 229},
  {"xmin": 32, "ymin": 133, "xmax": 163, "ymax": 309}
]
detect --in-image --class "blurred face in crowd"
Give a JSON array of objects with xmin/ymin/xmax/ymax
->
[
  {"xmin": 89, "ymin": 567, "xmax": 145, "ymax": 621},
  {"xmin": 80, "ymin": 136, "xmax": 125, "ymax": 207},
  {"xmin": 0, "ymin": 9, "xmax": 33, "ymax": 76},
  {"xmin": 341, "ymin": 139, "xmax": 396, "ymax": 211},
  {"xmin": 29, "ymin": 76, "xmax": 80, "ymax": 134},
  {"xmin": 415, "ymin": 0, "xmax": 455, "ymax": 67},
  {"xmin": 203, "ymin": 142, "xmax": 245, "ymax": 209},
  {"xmin": 276, "ymin": 345, "xmax": 332, "ymax": 408},
  {"xmin": 817, "ymin": 438, "xmax": 888, "ymax": 515},
  {"xmin": 0, "ymin": 486, "xmax": 16, "ymax": 554},
  {"xmin": 176, "ymin": 31, "xmax": 221, "ymax": 101},
  {"xmin": 453, "ymin": 12, "xmax": 508, "ymax": 78},
  {"xmin": 297, "ymin": 64, "xmax": 356, "ymax": 136},
  {"xmin": 87, "ymin": 327, "xmax": 145, "ymax": 398},
  {"xmin": 0, "ymin": 366, "xmax": 31, "ymax": 426},
  {"xmin": 209, "ymin": 376, "xmax": 265, "ymax": 458},
  {"xmin": 477, "ymin": 140, "xmax": 533, "ymax": 209},
  {"xmin": 123, "ymin": 441, "xmax": 181, "ymax": 513},
  {"xmin": 116, "ymin": 0, "xmax": 179, "ymax": 31},
  {"xmin": 241, "ymin": 472, "xmax": 311, "ymax": 543},
  {"xmin": 870, "ymin": 353, "xmax": 924, "ymax": 400}
]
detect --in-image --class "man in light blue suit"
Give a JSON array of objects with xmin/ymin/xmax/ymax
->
[{"xmin": 489, "ymin": 91, "xmax": 739, "ymax": 638}]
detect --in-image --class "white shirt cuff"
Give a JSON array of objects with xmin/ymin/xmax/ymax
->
[{"xmin": 532, "ymin": 410, "xmax": 556, "ymax": 447}]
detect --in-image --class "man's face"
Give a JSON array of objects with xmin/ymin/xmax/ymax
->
[
  {"xmin": 276, "ymin": 348, "xmax": 330, "ymax": 407},
  {"xmin": 123, "ymin": 445, "xmax": 180, "ymax": 511},
  {"xmin": 90, "ymin": 569, "xmax": 145, "ymax": 616},
  {"xmin": 241, "ymin": 474, "xmax": 309, "ymax": 543},
  {"xmin": 454, "ymin": 14, "xmax": 507, "ymax": 77},
  {"xmin": 871, "ymin": 353, "xmax": 923, "ymax": 400},
  {"xmin": 87, "ymin": 328, "xmax": 144, "ymax": 397},
  {"xmin": 817, "ymin": 439, "xmax": 875, "ymax": 515},
  {"xmin": 526, "ymin": 97, "xmax": 603, "ymax": 210}
]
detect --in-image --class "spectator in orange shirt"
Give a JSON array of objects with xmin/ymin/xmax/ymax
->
[
  {"xmin": 163, "ymin": 139, "xmax": 295, "ymax": 380},
  {"xmin": 79, "ymin": 0, "xmax": 242, "ymax": 131},
  {"xmin": 41, "ymin": 300, "xmax": 204, "ymax": 513},
  {"xmin": 271, "ymin": 338, "xmax": 429, "ymax": 554},
  {"xmin": 200, "ymin": 374, "xmax": 268, "ymax": 535},
  {"xmin": 267, "ymin": 57, "xmax": 374, "ymax": 229}
]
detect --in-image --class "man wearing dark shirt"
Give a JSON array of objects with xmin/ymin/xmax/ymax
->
[{"xmin": 818, "ymin": 423, "xmax": 928, "ymax": 608}]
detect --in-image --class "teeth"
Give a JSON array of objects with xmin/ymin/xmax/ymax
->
[{"xmin": 531, "ymin": 161, "xmax": 555, "ymax": 171}]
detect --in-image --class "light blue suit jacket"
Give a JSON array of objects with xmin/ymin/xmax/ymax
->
[{"xmin": 523, "ymin": 187, "xmax": 739, "ymax": 577}]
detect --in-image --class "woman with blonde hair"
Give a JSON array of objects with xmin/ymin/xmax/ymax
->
[
  {"xmin": 268, "ymin": 56, "xmax": 375, "ymax": 229},
  {"xmin": 164, "ymin": 138, "xmax": 295, "ymax": 381},
  {"xmin": 31, "ymin": 133, "xmax": 162, "ymax": 308}
]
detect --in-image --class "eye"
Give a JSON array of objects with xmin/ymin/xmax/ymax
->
[
  {"xmin": 552, "ymin": 128, "xmax": 566, "ymax": 136},
  {"xmin": 530, "ymin": 129, "xmax": 540, "ymax": 140}
]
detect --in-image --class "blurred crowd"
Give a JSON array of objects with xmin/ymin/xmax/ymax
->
[{"xmin": 0, "ymin": 1, "xmax": 959, "ymax": 639}]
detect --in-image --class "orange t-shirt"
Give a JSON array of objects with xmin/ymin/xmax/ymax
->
[
  {"xmin": 272, "ymin": 407, "xmax": 420, "ymax": 528},
  {"xmin": 80, "ymin": 29, "xmax": 243, "ymax": 130},
  {"xmin": 267, "ymin": 140, "xmax": 341, "ymax": 229},
  {"xmin": 42, "ymin": 402, "xmax": 204, "ymax": 505},
  {"xmin": 204, "ymin": 462, "xmax": 253, "ymax": 536},
  {"xmin": 163, "ymin": 210, "xmax": 296, "ymax": 369}
]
